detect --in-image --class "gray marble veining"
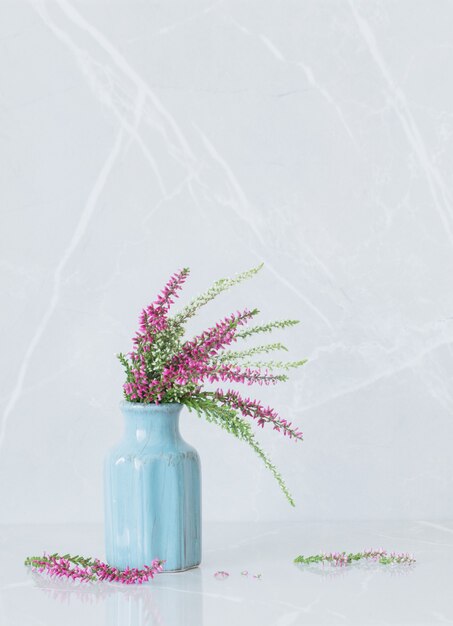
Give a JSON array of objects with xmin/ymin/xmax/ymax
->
[{"xmin": 1, "ymin": 1, "xmax": 453, "ymax": 525}]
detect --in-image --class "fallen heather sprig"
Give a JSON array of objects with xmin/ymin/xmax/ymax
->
[
  {"xmin": 294, "ymin": 548, "xmax": 415, "ymax": 567},
  {"xmin": 25, "ymin": 553, "xmax": 164, "ymax": 584}
]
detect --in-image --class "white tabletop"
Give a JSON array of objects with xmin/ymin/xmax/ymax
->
[{"xmin": 1, "ymin": 521, "xmax": 451, "ymax": 625}]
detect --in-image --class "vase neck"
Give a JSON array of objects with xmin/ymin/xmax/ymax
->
[{"xmin": 120, "ymin": 402, "xmax": 183, "ymax": 445}]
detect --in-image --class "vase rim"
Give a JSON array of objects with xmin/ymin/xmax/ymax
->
[{"xmin": 120, "ymin": 400, "xmax": 183, "ymax": 412}]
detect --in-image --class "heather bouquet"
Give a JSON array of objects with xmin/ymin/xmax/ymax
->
[{"xmin": 117, "ymin": 264, "xmax": 305, "ymax": 506}]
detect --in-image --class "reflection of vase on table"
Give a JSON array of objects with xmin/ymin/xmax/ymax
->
[{"xmin": 106, "ymin": 568, "xmax": 203, "ymax": 626}]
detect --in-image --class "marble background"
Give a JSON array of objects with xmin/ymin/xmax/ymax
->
[{"xmin": 1, "ymin": 0, "xmax": 452, "ymax": 524}]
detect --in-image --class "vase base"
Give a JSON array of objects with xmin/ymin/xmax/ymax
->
[{"xmin": 160, "ymin": 563, "xmax": 201, "ymax": 574}]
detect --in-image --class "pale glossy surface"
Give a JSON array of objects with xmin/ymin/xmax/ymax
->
[{"xmin": 1, "ymin": 521, "xmax": 452, "ymax": 625}]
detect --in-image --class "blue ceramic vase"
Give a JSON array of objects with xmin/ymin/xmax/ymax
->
[{"xmin": 104, "ymin": 402, "xmax": 201, "ymax": 572}]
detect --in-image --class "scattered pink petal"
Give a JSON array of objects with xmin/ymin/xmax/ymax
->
[{"xmin": 214, "ymin": 570, "xmax": 229, "ymax": 580}]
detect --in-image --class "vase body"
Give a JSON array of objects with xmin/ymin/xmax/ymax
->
[{"xmin": 104, "ymin": 402, "xmax": 201, "ymax": 572}]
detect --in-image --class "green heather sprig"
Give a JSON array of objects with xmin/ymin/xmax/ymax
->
[
  {"xmin": 118, "ymin": 264, "xmax": 305, "ymax": 506},
  {"xmin": 217, "ymin": 343, "xmax": 288, "ymax": 362},
  {"xmin": 214, "ymin": 340, "xmax": 306, "ymax": 371},
  {"xmin": 174, "ymin": 263, "xmax": 264, "ymax": 323},
  {"xmin": 294, "ymin": 548, "xmax": 416, "ymax": 567},
  {"xmin": 235, "ymin": 319, "xmax": 300, "ymax": 339},
  {"xmin": 224, "ymin": 359, "xmax": 307, "ymax": 371}
]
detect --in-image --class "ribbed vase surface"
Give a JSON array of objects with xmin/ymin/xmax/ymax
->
[{"xmin": 104, "ymin": 402, "xmax": 201, "ymax": 572}]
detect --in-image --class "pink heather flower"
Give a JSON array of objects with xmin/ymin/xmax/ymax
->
[
  {"xmin": 163, "ymin": 362, "xmax": 282, "ymax": 388},
  {"xmin": 158, "ymin": 309, "xmax": 256, "ymax": 390},
  {"xmin": 177, "ymin": 310, "xmax": 255, "ymax": 360},
  {"xmin": 215, "ymin": 389, "xmax": 303, "ymax": 441},
  {"xmin": 124, "ymin": 308, "xmax": 258, "ymax": 404},
  {"xmin": 214, "ymin": 570, "xmax": 230, "ymax": 580},
  {"xmin": 135, "ymin": 268, "xmax": 189, "ymax": 345},
  {"xmin": 93, "ymin": 559, "xmax": 164, "ymax": 584},
  {"xmin": 25, "ymin": 554, "xmax": 165, "ymax": 584}
]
